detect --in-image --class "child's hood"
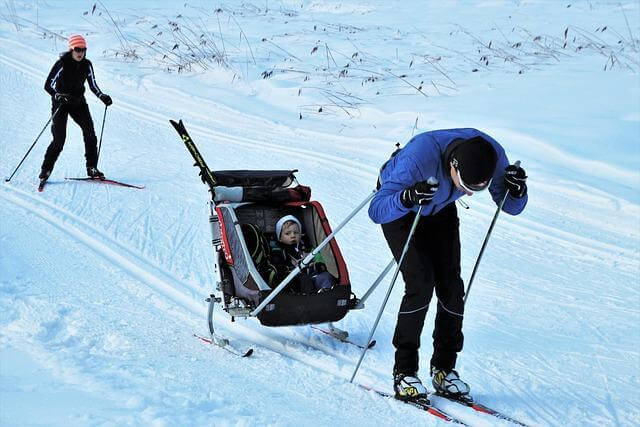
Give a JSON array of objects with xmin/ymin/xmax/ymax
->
[{"xmin": 275, "ymin": 215, "xmax": 302, "ymax": 239}]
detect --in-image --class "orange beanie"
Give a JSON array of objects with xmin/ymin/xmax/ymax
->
[{"xmin": 68, "ymin": 35, "xmax": 87, "ymax": 50}]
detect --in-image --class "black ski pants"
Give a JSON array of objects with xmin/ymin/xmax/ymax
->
[
  {"xmin": 41, "ymin": 100, "xmax": 98, "ymax": 172},
  {"xmin": 382, "ymin": 202, "xmax": 465, "ymax": 375}
]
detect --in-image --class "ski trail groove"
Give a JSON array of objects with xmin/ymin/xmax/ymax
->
[
  {"xmin": 0, "ymin": 184, "xmax": 203, "ymax": 311},
  {"xmin": 0, "ymin": 184, "xmax": 384, "ymax": 376},
  {"xmin": 1, "ymin": 183, "xmax": 501, "ymax": 425},
  {"xmin": 2, "ymin": 183, "xmax": 540, "ymax": 425}
]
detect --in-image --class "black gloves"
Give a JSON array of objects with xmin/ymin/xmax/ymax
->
[
  {"xmin": 99, "ymin": 94, "xmax": 113, "ymax": 106},
  {"xmin": 504, "ymin": 164, "xmax": 527, "ymax": 198},
  {"xmin": 54, "ymin": 92, "xmax": 70, "ymax": 104},
  {"xmin": 55, "ymin": 93, "xmax": 112, "ymax": 107},
  {"xmin": 54, "ymin": 93, "xmax": 82, "ymax": 106},
  {"xmin": 401, "ymin": 178, "xmax": 439, "ymax": 208}
]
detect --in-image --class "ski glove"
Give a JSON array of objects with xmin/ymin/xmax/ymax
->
[
  {"xmin": 504, "ymin": 164, "xmax": 527, "ymax": 198},
  {"xmin": 401, "ymin": 179, "xmax": 439, "ymax": 208},
  {"xmin": 99, "ymin": 94, "xmax": 113, "ymax": 106},
  {"xmin": 54, "ymin": 92, "xmax": 71, "ymax": 104}
]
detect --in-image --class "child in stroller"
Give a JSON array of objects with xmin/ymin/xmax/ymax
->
[{"xmin": 270, "ymin": 215, "xmax": 335, "ymax": 294}]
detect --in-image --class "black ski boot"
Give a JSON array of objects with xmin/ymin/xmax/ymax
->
[
  {"xmin": 38, "ymin": 169, "xmax": 51, "ymax": 191},
  {"xmin": 87, "ymin": 167, "xmax": 105, "ymax": 180},
  {"xmin": 393, "ymin": 371, "xmax": 429, "ymax": 401},
  {"xmin": 39, "ymin": 169, "xmax": 51, "ymax": 181}
]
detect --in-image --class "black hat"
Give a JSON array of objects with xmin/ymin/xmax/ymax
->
[{"xmin": 451, "ymin": 136, "xmax": 497, "ymax": 185}]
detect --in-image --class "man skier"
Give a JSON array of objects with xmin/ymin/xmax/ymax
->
[
  {"xmin": 368, "ymin": 129, "xmax": 528, "ymax": 401},
  {"xmin": 39, "ymin": 34, "xmax": 112, "ymax": 184}
]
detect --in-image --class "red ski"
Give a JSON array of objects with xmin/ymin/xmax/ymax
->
[
  {"xmin": 434, "ymin": 393, "xmax": 529, "ymax": 426},
  {"xmin": 65, "ymin": 177, "xmax": 145, "ymax": 189},
  {"xmin": 357, "ymin": 384, "xmax": 467, "ymax": 425}
]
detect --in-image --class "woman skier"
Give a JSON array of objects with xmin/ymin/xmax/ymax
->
[{"xmin": 39, "ymin": 34, "xmax": 112, "ymax": 184}]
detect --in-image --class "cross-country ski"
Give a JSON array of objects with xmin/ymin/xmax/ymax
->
[{"xmin": 65, "ymin": 177, "xmax": 145, "ymax": 189}]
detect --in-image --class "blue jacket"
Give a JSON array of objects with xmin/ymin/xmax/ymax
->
[{"xmin": 369, "ymin": 128, "xmax": 528, "ymax": 224}]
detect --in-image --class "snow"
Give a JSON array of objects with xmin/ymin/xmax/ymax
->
[{"xmin": 1, "ymin": 0, "xmax": 638, "ymax": 425}]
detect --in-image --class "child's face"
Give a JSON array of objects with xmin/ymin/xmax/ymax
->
[{"xmin": 279, "ymin": 221, "xmax": 301, "ymax": 246}]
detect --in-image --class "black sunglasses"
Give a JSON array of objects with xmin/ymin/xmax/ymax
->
[{"xmin": 73, "ymin": 47, "xmax": 87, "ymax": 53}]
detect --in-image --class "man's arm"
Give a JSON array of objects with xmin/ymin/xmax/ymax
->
[{"xmin": 368, "ymin": 154, "xmax": 423, "ymax": 224}]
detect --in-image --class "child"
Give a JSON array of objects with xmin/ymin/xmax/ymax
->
[
  {"xmin": 271, "ymin": 215, "xmax": 335, "ymax": 293},
  {"xmin": 274, "ymin": 215, "xmax": 306, "ymax": 264}
]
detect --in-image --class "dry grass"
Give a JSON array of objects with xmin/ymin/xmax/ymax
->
[{"xmin": 2, "ymin": 1, "xmax": 637, "ymax": 119}]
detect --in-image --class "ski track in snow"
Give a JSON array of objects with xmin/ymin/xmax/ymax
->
[
  {"xmin": 0, "ymin": 96, "xmax": 631, "ymax": 425},
  {"xmin": 1, "ymin": 183, "xmax": 500, "ymax": 427},
  {"xmin": 2, "ymin": 203, "xmax": 380, "ymax": 426},
  {"xmin": 1, "ymin": 4, "xmax": 639, "ymax": 425},
  {"xmin": 3, "ymin": 174, "xmax": 635, "ymax": 426}
]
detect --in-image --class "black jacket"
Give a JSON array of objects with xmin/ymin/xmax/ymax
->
[
  {"xmin": 44, "ymin": 51, "xmax": 103, "ymax": 99},
  {"xmin": 270, "ymin": 241, "xmax": 306, "ymax": 268}
]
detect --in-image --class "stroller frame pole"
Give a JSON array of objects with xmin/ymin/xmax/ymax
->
[
  {"xmin": 207, "ymin": 202, "xmax": 226, "ymax": 336},
  {"xmin": 250, "ymin": 190, "xmax": 377, "ymax": 317},
  {"xmin": 353, "ymin": 258, "xmax": 395, "ymax": 309},
  {"xmin": 350, "ymin": 205, "xmax": 425, "ymax": 383}
]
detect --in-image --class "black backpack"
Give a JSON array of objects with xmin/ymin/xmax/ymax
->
[{"xmin": 241, "ymin": 223, "xmax": 278, "ymax": 286}]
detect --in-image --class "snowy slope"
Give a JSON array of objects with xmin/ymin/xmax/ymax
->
[{"xmin": 1, "ymin": 1, "xmax": 638, "ymax": 426}]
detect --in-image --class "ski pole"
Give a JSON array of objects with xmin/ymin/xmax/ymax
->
[
  {"xmin": 4, "ymin": 107, "xmax": 61, "ymax": 183},
  {"xmin": 96, "ymin": 105, "xmax": 108, "ymax": 167},
  {"xmin": 463, "ymin": 160, "xmax": 521, "ymax": 305},
  {"xmin": 350, "ymin": 203, "xmax": 425, "ymax": 383}
]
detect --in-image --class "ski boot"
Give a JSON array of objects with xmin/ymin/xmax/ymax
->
[
  {"xmin": 393, "ymin": 371, "xmax": 429, "ymax": 401},
  {"xmin": 431, "ymin": 367, "xmax": 470, "ymax": 398},
  {"xmin": 38, "ymin": 169, "xmax": 51, "ymax": 191},
  {"xmin": 87, "ymin": 167, "xmax": 105, "ymax": 180},
  {"xmin": 39, "ymin": 169, "xmax": 51, "ymax": 181}
]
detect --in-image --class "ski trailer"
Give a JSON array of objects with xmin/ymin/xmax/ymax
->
[{"xmin": 169, "ymin": 119, "xmax": 373, "ymax": 340}]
